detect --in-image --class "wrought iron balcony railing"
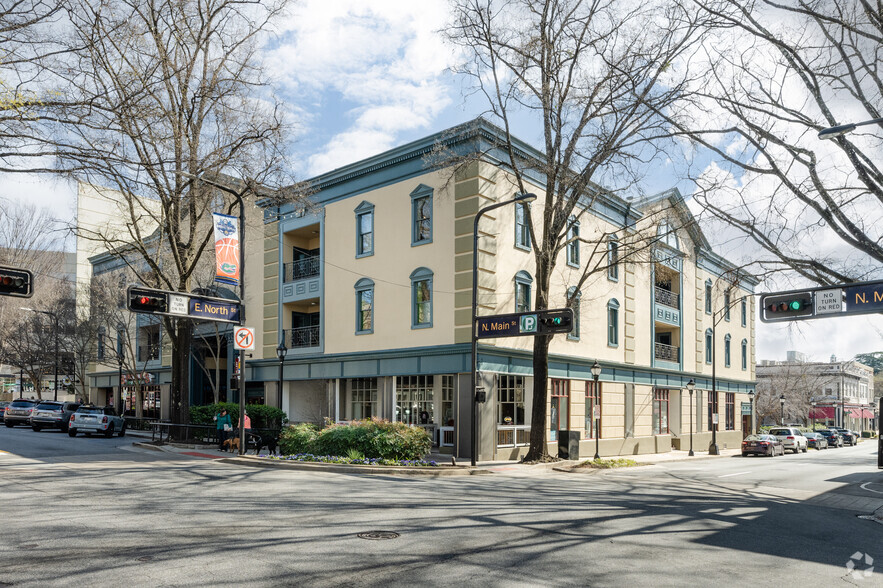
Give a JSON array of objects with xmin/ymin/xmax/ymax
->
[
  {"xmin": 654, "ymin": 286, "xmax": 679, "ymax": 309},
  {"xmin": 283, "ymin": 256, "xmax": 320, "ymax": 283},
  {"xmin": 285, "ymin": 326, "xmax": 320, "ymax": 349},
  {"xmin": 654, "ymin": 342, "xmax": 679, "ymax": 363}
]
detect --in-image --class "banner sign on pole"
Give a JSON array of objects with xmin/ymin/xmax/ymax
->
[{"xmin": 212, "ymin": 213, "xmax": 240, "ymax": 286}]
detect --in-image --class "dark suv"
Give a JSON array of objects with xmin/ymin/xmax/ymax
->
[
  {"xmin": 4, "ymin": 399, "xmax": 37, "ymax": 427},
  {"xmin": 829, "ymin": 427, "xmax": 857, "ymax": 446},
  {"xmin": 31, "ymin": 401, "xmax": 81, "ymax": 432}
]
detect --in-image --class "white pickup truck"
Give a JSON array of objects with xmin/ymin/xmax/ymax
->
[{"xmin": 68, "ymin": 406, "xmax": 127, "ymax": 438}]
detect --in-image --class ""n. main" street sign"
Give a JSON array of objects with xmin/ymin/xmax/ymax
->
[{"xmin": 476, "ymin": 308, "xmax": 574, "ymax": 339}]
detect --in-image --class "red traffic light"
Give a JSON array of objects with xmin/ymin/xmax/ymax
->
[
  {"xmin": 127, "ymin": 287, "xmax": 168, "ymax": 314},
  {"xmin": 0, "ymin": 266, "xmax": 33, "ymax": 298}
]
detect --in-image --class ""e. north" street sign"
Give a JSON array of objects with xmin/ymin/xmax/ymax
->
[{"xmin": 476, "ymin": 308, "xmax": 574, "ymax": 339}]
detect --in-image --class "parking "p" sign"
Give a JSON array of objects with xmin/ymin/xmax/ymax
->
[{"xmin": 234, "ymin": 326, "xmax": 255, "ymax": 351}]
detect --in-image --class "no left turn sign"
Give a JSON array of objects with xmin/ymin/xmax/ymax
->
[{"xmin": 234, "ymin": 326, "xmax": 255, "ymax": 351}]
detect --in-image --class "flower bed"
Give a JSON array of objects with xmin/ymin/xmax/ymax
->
[{"xmin": 261, "ymin": 453, "xmax": 439, "ymax": 467}]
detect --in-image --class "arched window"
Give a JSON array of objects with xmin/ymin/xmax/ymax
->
[
  {"xmin": 724, "ymin": 289, "xmax": 731, "ymax": 321},
  {"xmin": 566, "ymin": 217, "xmax": 580, "ymax": 267},
  {"xmin": 410, "ymin": 184, "xmax": 433, "ymax": 245},
  {"xmin": 607, "ymin": 235, "xmax": 619, "ymax": 281},
  {"xmin": 607, "ymin": 299, "xmax": 620, "ymax": 346},
  {"xmin": 705, "ymin": 329, "xmax": 713, "ymax": 364},
  {"xmin": 741, "ymin": 298, "xmax": 747, "ymax": 327},
  {"xmin": 657, "ymin": 219, "xmax": 679, "ymax": 249},
  {"xmin": 724, "ymin": 334, "xmax": 732, "ymax": 367},
  {"xmin": 514, "ymin": 271, "xmax": 532, "ymax": 313},
  {"xmin": 567, "ymin": 287, "xmax": 581, "ymax": 341},
  {"xmin": 410, "ymin": 267, "xmax": 433, "ymax": 328},
  {"xmin": 705, "ymin": 279, "xmax": 712, "ymax": 314},
  {"xmin": 355, "ymin": 201, "xmax": 374, "ymax": 257},
  {"xmin": 354, "ymin": 278, "xmax": 374, "ymax": 334},
  {"xmin": 741, "ymin": 339, "xmax": 748, "ymax": 370}
]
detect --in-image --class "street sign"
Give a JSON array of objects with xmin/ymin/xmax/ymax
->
[
  {"xmin": 476, "ymin": 308, "xmax": 574, "ymax": 339},
  {"xmin": 125, "ymin": 285, "xmax": 241, "ymax": 323},
  {"xmin": 233, "ymin": 326, "xmax": 255, "ymax": 351},
  {"xmin": 759, "ymin": 279, "xmax": 883, "ymax": 323}
]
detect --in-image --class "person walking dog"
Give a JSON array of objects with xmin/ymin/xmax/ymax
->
[{"xmin": 214, "ymin": 408, "xmax": 232, "ymax": 451}]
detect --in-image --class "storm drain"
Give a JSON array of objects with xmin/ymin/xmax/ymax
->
[{"xmin": 357, "ymin": 531, "xmax": 399, "ymax": 540}]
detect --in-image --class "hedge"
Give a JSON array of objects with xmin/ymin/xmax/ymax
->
[
  {"xmin": 190, "ymin": 403, "xmax": 288, "ymax": 429},
  {"xmin": 278, "ymin": 419, "xmax": 432, "ymax": 461}
]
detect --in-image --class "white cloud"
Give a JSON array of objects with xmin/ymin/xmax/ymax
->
[{"xmin": 267, "ymin": 0, "xmax": 458, "ymax": 175}]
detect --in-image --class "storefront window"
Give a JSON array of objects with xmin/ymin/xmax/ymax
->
[
  {"xmin": 496, "ymin": 374, "xmax": 525, "ymax": 426},
  {"xmin": 441, "ymin": 375, "xmax": 454, "ymax": 426},
  {"xmin": 396, "ymin": 375, "xmax": 434, "ymax": 425},
  {"xmin": 653, "ymin": 389, "xmax": 669, "ymax": 435},
  {"xmin": 550, "ymin": 379, "xmax": 569, "ymax": 442},
  {"xmin": 350, "ymin": 378, "xmax": 377, "ymax": 420}
]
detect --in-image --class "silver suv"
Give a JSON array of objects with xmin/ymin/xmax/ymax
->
[
  {"xmin": 4, "ymin": 399, "xmax": 37, "ymax": 427},
  {"xmin": 768, "ymin": 427, "xmax": 808, "ymax": 454}
]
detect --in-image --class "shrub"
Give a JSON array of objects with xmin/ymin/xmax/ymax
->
[
  {"xmin": 190, "ymin": 403, "xmax": 288, "ymax": 429},
  {"xmin": 279, "ymin": 423, "xmax": 319, "ymax": 455}
]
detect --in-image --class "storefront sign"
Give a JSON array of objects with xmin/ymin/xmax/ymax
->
[{"xmin": 741, "ymin": 402, "xmax": 752, "ymax": 416}]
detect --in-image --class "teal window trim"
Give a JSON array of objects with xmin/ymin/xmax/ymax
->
[
  {"xmin": 607, "ymin": 298, "xmax": 620, "ymax": 347},
  {"xmin": 410, "ymin": 267, "xmax": 433, "ymax": 329},
  {"xmin": 705, "ymin": 329, "xmax": 713, "ymax": 364},
  {"xmin": 607, "ymin": 236, "xmax": 619, "ymax": 281},
  {"xmin": 566, "ymin": 217, "xmax": 580, "ymax": 268},
  {"xmin": 705, "ymin": 280, "xmax": 712, "ymax": 314},
  {"xmin": 514, "ymin": 270, "xmax": 533, "ymax": 313},
  {"xmin": 741, "ymin": 339, "xmax": 748, "ymax": 370},
  {"xmin": 355, "ymin": 201, "xmax": 374, "ymax": 258},
  {"xmin": 410, "ymin": 184, "xmax": 433, "ymax": 246},
  {"xmin": 741, "ymin": 298, "xmax": 747, "ymax": 327},
  {"xmin": 724, "ymin": 334, "xmax": 731, "ymax": 367},
  {"xmin": 515, "ymin": 202, "xmax": 531, "ymax": 251},
  {"xmin": 724, "ymin": 290, "xmax": 731, "ymax": 322},
  {"xmin": 355, "ymin": 278, "xmax": 374, "ymax": 335},
  {"xmin": 567, "ymin": 287, "xmax": 581, "ymax": 341}
]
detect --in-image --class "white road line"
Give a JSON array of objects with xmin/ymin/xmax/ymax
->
[
  {"xmin": 860, "ymin": 482, "xmax": 883, "ymax": 495},
  {"xmin": 718, "ymin": 471, "xmax": 751, "ymax": 478}
]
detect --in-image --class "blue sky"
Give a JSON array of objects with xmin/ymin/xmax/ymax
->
[{"xmin": 2, "ymin": 0, "xmax": 879, "ymax": 366}]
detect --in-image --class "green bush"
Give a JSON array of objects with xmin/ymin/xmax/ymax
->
[
  {"xmin": 189, "ymin": 403, "xmax": 288, "ymax": 429},
  {"xmin": 277, "ymin": 419, "xmax": 432, "ymax": 460},
  {"xmin": 279, "ymin": 423, "xmax": 319, "ymax": 455}
]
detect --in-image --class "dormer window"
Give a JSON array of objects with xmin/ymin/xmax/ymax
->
[{"xmin": 657, "ymin": 220, "xmax": 678, "ymax": 249}]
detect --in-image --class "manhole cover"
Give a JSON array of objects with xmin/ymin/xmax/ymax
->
[
  {"xmin": 137, "ymin": 556, "xmax": 154, "ymax": 562},
  {"xmin": 357, "ymin": 531, "xmax": 399, "ymax": 540}
]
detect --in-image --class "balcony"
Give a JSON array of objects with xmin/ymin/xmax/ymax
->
[
  {"xmin": 283, "ymin": 256, "xmax": 320, "ymax": 283},
  {"xmin": 654, "ymin": 287, "xmax": 679, "ymax": 309},
  {"xmin": 654, "ymin": 342, "xmax": 679, "ymax": 363},
  {"xmin": 284, "ymin": 326, "xmax": 320, "ymax": 349}
]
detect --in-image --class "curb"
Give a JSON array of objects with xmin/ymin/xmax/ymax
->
[{"xmin": 220, "ymin": 454, "xmax": 492, "ymax": 476}]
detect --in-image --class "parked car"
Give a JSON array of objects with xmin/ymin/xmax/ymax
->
[
  {"xmin": 3, "ymin": 399, "xmax": 37, "ymax": 427},
  {"xmin": 767, "ymin": 427, "xmax": 808, "ymax": 454},
  {"xmin": 742, "ymin": 434, "xmax": 785, "ymax": 457},
  {"xmin": 818, "ymin": 429, "xmax": 843, "ymax": 448},
  {"xmin": 68, "ymin": 406, "xmax": 126, "ymax": 438},
  {"xmin": 0, "ymin": 401, "xmax": 9, "ymax": 421},
  {"xmin": 31, "ymin": 401, "xmax": 81, "ymax": 432},
  {"xmin": 803, "ymin": 432, "xmax": 828, "ymax": 450},
  {"xmin": 829, "ymin": 427, "xmax": 857, "ymax": 446}
]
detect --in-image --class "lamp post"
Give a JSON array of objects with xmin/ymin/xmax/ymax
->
[
  {"xmin": 117, "ymin": 351, "xmax": 124, "ymax": 415},
  {"xmin": 810, "ymin": 399, "xmax": 816, "ymax": 431},
  {"xmin": 591, "ymin": 361, "xmax": 602, "ymax": 460},
  {"xmin": 470, "ymin": 192, "xmax": 537, "ymax": 467},
  {"xmin": 780, "ymin": 394, "xmax": 786, "ymax": 425},
  {"xmin": 818, "ymin": 117, "xmax": 883, "ymax": 140},
  {"xmin": 748, "ymin": 389, "xmax": 756, "ymax": 435},
  {"xmin": 276, "ymin": 340, "xmax": 287, "ymax": 417},
  {"xmin": 708, "ymin": 290, "xmax": 746, "ymax": 455},
  {"xmin": 22, "ymin": 307, "xmax": 59, "ymax": 401},
  {"xmin": 19, "ymin": 365, "xmax": 24, "ymax": 398},
  {"xmin": 687, "ymin": 379, "xmax": 695, "ymax": 457}
]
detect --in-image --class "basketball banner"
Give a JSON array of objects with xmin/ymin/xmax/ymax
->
[{"xmin": 212, "ymin": 213, "xmax": 240, "ymax": 286}]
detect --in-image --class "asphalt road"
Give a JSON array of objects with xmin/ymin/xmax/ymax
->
[{"xmin": 0, "ymin": 427, "xmax": 881, "ymax": 587}]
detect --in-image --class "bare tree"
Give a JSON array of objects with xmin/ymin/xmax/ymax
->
[
  {"xmin": 23, "ymin": 0, "xmax": 300, "ymax": 425},
  {"xmin": 756, "ymin": 362, "xmax": 829, "ymax": 426},
  {"xmin": 666, "ymin": 0, "xmax": 882, "ymax": 285},
  {"xmin": 447, "ymin": 0, "xmax": 716, "ymax": 460}
]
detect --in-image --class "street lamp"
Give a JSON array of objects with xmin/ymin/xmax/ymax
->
[
  {"xmin": 818, "ymin": 117, "xmax": 883, "ymax": 140},
  {"xmin": 21, "ymin": 307, "xmax": 59, "ymax": 401},
  {"xmin": 686, "ymin": 379, "xmax": 695, "ymax": 457},
  {"xmin": 275, "ymin": 339, "xmax": 287, "ymax": 418},
  {"xmin": 780, "ymin": 394, "xmax": 786, "ymax": 425},
  {"xmin": 810, "ymin": 399, "xmax": 816, "ymax": 431},
  {"xmin": 470, "ymin": 192, "xmax": 537, "ymax": 467},
  {"xmin": 591, "ymin": 361, "xmax": 602, "ymax": 460},
  {"xmin": 748, "ymin": 389, "xmax": 756, "ymax": 435},
  {"xmin": 708, "ymin": 289, "xmax": 746, "ymax": 455}
]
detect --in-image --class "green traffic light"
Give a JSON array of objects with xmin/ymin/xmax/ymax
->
[{"xmin": 788, "ymin": 300, "xmax": 802, "ymax": 310}]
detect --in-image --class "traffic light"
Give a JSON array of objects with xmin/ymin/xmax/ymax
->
[
  {"xmin": 0, "ymin": 266, "xmax": 33, "ymax": 298},
  {"xmin": 760, "ymin": 291, "xmax": 813, "ymax": 322},
  {"xmin": 127, "ymin": 286, "xmax": 168, "ymax": 314},
  {"xmin": 537, "ymin": 308, "xmax": 574, "ymax": 334}
]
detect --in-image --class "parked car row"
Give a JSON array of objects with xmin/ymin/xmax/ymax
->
[
  {"xmin": 2, "ymin": 399, "xmax": 126, "ymax": 438},
  {"xmin": 743, "ymin": 426, "xmax": 860, "ymax": 457}
]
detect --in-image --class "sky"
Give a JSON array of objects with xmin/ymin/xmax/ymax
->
[{"xmin": 1, "ymin": 0, "xmax": 880, "ymax": 365}]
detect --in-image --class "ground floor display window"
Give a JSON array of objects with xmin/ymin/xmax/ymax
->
[
  {"xmin": 350, "ymin": 378, "xmax": 377, "ymax": 420},
  {"xmin": 585, "ymin": 380, "xmax": 600, "ymax": 439},
  {"xmin": 652, "ymin": 389, "xmax": 669, "ymax": 435},
  {"xmin": 496, "ymin": 374, "xmax": 528, "ymax": 447},
  {"xmin": 550, "ymin": 379, "xmax": 569, "ymax": 442},
  {"xmin": 122, "ymin": 386, "xmax": 160, "ymax": 418},
  {"xmin": 396, "ymin": 375, "xmax": 435, "ymax": 425},
  {"xmin": 725, "ymin": 393, "xmax": 735, "ymax": 430}
]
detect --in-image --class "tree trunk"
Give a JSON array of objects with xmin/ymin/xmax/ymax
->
[
  {"xmin": 170, "ymin": 318, "xmax": 192, "ymax": 438},
  {"xmin": 525, "ymin": 334, "xmax": 552, "ymax": 461}
]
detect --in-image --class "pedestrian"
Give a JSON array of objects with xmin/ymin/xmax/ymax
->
[{"xmin": 214, "ymin": 408, "xmax": 232, "ymax": 451}]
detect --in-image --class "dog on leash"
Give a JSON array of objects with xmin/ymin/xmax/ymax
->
[
  {"xmin": 222, "ymin": 437, "xmax": 240, "ymax": 452},
  {"xmin": 250, "ymin": 432, "xmax": 279, "ymax": 455}
]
